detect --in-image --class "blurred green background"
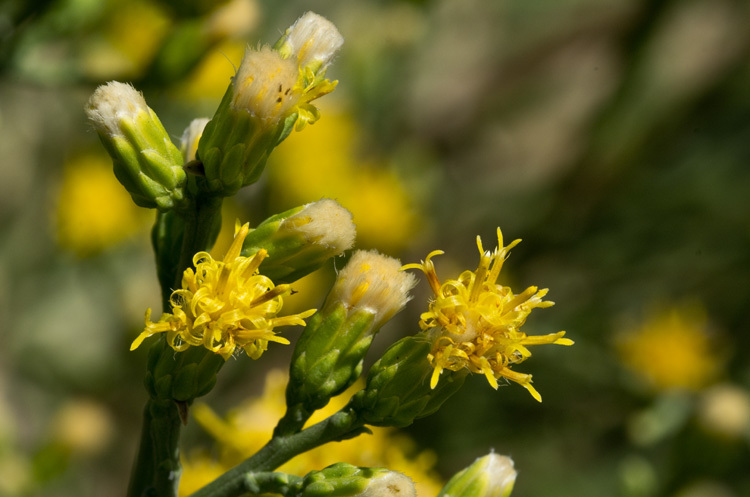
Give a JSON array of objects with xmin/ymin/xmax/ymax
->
[{"xmin": 1, "ymin": 0, "xmax": 749, "ymax": 496}]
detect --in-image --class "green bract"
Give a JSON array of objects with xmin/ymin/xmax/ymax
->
[
  {"xmin": 351, "ymin": 333, "xmax": 468, "ymax": 428},
  {"xmin": 277, "ymin": 305, "xmax": 375, "ymax": 435},
  {"xmin": 241, "ymin": 199, "xmax": 355, "ymax": 284}
]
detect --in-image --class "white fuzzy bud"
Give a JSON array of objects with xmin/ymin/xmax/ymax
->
[
  {"xmin": 277, "ymin": 11, "xmax": 344, "ymax": 71},
  {"xmin": 328, "ymin": 250, "xmax": 417, "ymax": 329},
  {"xmin": 85, "ymin": 81, "xmax": 186, "ymax": 210},
  {"xmin": 232, "ymin": 46, "xmax": 300, "ymax": 123},
  {"xmin": 439, "ymin": 453, "xmax": 517, "ymax": 497},
  {"xmin": 354, "ymin": 471, "xmax": 416, "ymax": 497},
  {"xmin": 482, "ymin": 454, "xmax": 517, "ymax": 497},
  {"xmin": 86, "ymin": 82, "xmax": 148, "ymax": 136},
  {"xmin": 180, "ymin": 117, "xmax": 210, "ymax": 162},
  {"xmin": 281, "ymin": 199, "xmax": 356, "ymax": 254}
]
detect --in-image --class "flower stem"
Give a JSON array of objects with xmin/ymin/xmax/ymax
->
[
  {"xmin": 174, "ymin": 190, "xmax": 223, "ymax": 290},
  {"xmin": 130, "ymin": 186, "xmax": 224, "ymax": 497},
  {"xmin": 127, "ymin": 399, "xmax": 182, "ymax": 497},
  {"xmin": 188, "ymin": 408, "xmax": 365, "ymax": 497},
  {"xmin": 242, "ymin": 472, "xmax": 303, "ymax": 497}
]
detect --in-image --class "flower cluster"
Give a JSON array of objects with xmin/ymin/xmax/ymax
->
[
  {"xmin": 131, "ymin": 224, "xmax": 315, "ymax": 359},
  {"xmin": 404, "ymin": 228, "xmax": 573, "ymax": 401},
  {"xmin": 81, "ymin": 10, "xmax": 579, "ymax": 497}
]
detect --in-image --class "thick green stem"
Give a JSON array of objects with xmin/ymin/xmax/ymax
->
[
  {"xmin": 127, "ymin": 399, "xmax": 182, "ymax": 497},
  {"xmin": 273, "ymin": 403, "xmax": 313, "ymax": 438},
  {"xmin": 152, "ymin": 210, "xmax": 185, "ymax": 310},
  {"xmin": 189, "ymin": 408, "xmax": 365, "ymax": 497},
  {"xmin": 127, "ymin": 402, "xmax": 156, "ymax": 497},
  {"xmin": 129, "ymin": 187, "xmax": 224, "ymax": 497},
  {"xmin": 174, "ymin": 191, "xmax": 223, "ymax": 290},
  {"xmin": 242, "ymin": 472, "xmax": 302, "ymax": 497}
]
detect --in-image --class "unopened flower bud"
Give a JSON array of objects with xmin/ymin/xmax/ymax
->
[
  {"xmin": 275, "ymin": 12, "xmax": 344, "ymax": 74},
  {"xmin": 351, "ymin": 332, "xmax": 467, "ymax": 428},
  {"xmin": 85, "ymin": 82, "xmax": 186, "ymax": 210},
  {"xmin": 327, "ymin": 250, "xmax": 417, "ymax": 331},
  {"xmin": 181, "ymin": 117, "xmax": 210, "ymax": 163},
  {"xmin": 276, "ymin": 251, "xmax": 416, "ymax": 435},
  {"xmin": 352, "ymin": 470, "xmax": 415, "ymax": 497},
  {"xmin": 438, "ymin": 453, "xmax": 517, "ymax": 497},
  {"xmin": 242, "ymin": 199, "xmax": 356, "ymax": 284},
  {"xmin": 196, "ymin": 13, "xmax": 341, "ymax": 196},
  {"xmin": 298, "ymin": 464, "xmax": 414, "ymax": 497}
]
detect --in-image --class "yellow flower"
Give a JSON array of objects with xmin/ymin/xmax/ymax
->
[
  {"xmin": 51, "ymin": 399, "xmax": 114, "ymax": 456},
  {"xmin": 403, "ymin": 228, "xmax": 573, "ymax": 402},
  {"xmin": 175, "ymin": 40, "xmax": 247, "ymax": 101},
  {"xmin": 130, "ymin": 224, "xmax": 315, "ymax": 359},
  {"xmin": 81, "ymin": 0, "xmax": 170, "ymax": 80},
  {"xmin": 56, "ymin": 153, "xmax": 147, "ymax": 255},
  {"xmin": 616, "ymin": 304, "xmax": 723, "ymax": 392},
  {"xmin": 179, "ymin": 370, "xmax": 443, "ymax": 497}
]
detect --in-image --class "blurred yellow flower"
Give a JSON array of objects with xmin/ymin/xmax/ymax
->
[
  {"xmin": 616, "ymin": 304, "xmax": 723, "ymax": 392},
  {"xmin": 82, "ymin": 1, "xmax": 170, "ymax": 79},
  {"xmin": 52, "ymin": 399, "xmax": 114, "ymax": 456},
  {"xmin": 180, "ymin": 370, "xmax": 442, "ymax": 497},
  {"xmin": 175, "ymin": 40, "xmax": 247, "ymax": 101},
  {"xmin": 132, "ymin": 225, "xmax": 315, "ymax": 359},
  {"xmin": 107, "ymin": 1, "xmax": 170, "ymax": 72},
  {"xmin": 56, "ymin": 153, "xmax": 147, "ymax": 255},
  {"xmin": 403, "ymin": 228, "xmax": 572, "ymax": 402},
  {"xmin": 0, "ymin": 453, "xmax": 30, "ymax": 497},
  {"xmin": 267, "ymin": 110, "xmax": 418, "ymax": 253},
  {"xmin": 204, "ymin": 0, "xmax": 260, "ymax": 40}
]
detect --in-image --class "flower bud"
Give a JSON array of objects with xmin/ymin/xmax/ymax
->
[
  {"xmin": 196, "ymin": 13, "xmax": 341, "ymax": 196},
  {"xmin": 438, "ymin": 453, "xmax": 517, "ymax": 497},
  {"xmin": 180, "ymin": 117, "xmax": 210, "ymax": 163},
  {"xmin": 85, "ymin": 82, "xmax": 186, "ymax": 210},
  {"xmin": 275, "ymin": 12, "xmax": 344, "ymax": 74},
  {"xmin": 326, "ymin": 250, "xmax": 417, "ymax": 331},
  {"xmin": 351, "ymin": 333, "xmax": 467, "ymax": 428},
  {"xmin": 277, "ymin": 251, "xmax": 416, "ymax": 435},
  {"xmin": 298, "ymin": 464, "xmax": 414, "ymax": 497},
  {"xmin": 242, "ymin": 199, "xmax": 356, "ymax": 284},
  {"xmin": 352, "ymin": 470, "xmax": 415, "ymax": 497}
]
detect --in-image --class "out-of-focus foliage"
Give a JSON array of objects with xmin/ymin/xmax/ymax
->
[
  {"xmin": 179, "ymin": 370, "xmax": 443, "ymax": 497},
  {"xmin": 1, "ymin": 0, "xmax": 749, "ymax": 496}
]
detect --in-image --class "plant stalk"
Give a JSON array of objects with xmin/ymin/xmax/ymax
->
[{"xmin": 188, "ymin": 408, "xmax": 365, "ymax": 497}]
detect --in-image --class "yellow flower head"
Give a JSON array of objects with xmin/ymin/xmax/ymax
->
[
  {"xmin": 616, "ymin": 304, "xmax": 723, "ymax": 392},
  {"xmin": 131, "ymin": 224, "xmax": 315, "ymax": 359},
  {"xmin": 403, "ymin": 228, "xmax": 573, "ymax": 402},
  {"xmin": 56, "ymin": 153, "xmax": 146, "ymax": 255}
]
